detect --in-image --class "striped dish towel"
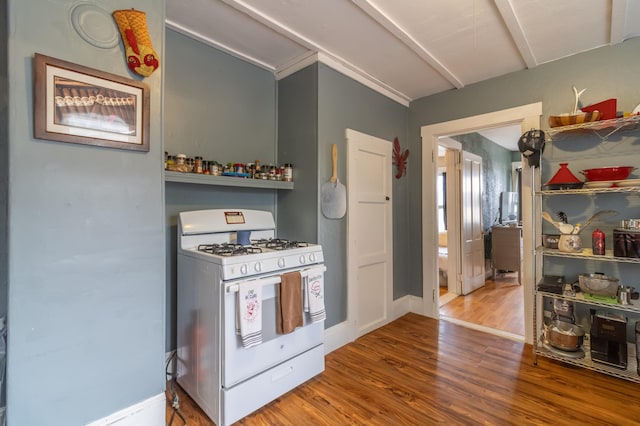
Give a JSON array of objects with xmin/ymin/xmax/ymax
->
[
  {"xmin": 304, "ymin": 267, "xmax": 326, "ymax": 323},
  {"xmin": 237, "ymin": 281, "xmax": 263, "ymax": 348}
]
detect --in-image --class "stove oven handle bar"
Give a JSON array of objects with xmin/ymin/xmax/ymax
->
[{"xmin": 226, "ymin": 266, "xmax": 327, "ymax": 294}]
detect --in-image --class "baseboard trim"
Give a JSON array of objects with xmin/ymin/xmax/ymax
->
[
  {"xmin": 85, "ymin": 393, "xmax": 165, "ymax": 426},
  {"xmin": 323, "ymin": 319, "xmax": 355, "ymax": 354},
  {"xmin": 323, "ymin": 296, "xmax": 422, "ymax": 354},
  {"xmin": 439, "ymin": 316, "xmax": 524, "ymax": 342}
]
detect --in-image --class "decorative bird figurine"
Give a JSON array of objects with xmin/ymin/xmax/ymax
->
[
  {"xmin": 557, "ymin": 211, "xmax": 568, "ymax": 224},
  {"xmin": 113, "ymin": 9, "xmax": 160, "ymax": 77},
  {"xmin": 392, "ymin": 137, "xmax": 409, "ymax": 179}
]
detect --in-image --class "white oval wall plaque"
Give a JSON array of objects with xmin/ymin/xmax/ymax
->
[{"xmin": 70, "ymin": 3, "xmax": 119, "ymax": 49}]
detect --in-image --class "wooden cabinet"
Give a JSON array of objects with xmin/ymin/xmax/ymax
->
[{"xmin": 491, "ymin": 225, "xmax": 522, "ymax": 284}]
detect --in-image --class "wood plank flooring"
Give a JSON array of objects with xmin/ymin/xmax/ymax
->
[
  {"xmin": 166, "ymin": 313, "xmax": 640, "ymax": 426},
  {"xmin": 440, "ymin": 272, "xmax": 524, "ymax": 336}
]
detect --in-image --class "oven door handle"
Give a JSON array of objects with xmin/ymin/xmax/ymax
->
[
  {"xmin": 227, "ymin": 275, "xmax": 281, "ymax": 294},
  {"xmin": 226, "ymin": 266, "xmax": 326, "ymax": 294}
]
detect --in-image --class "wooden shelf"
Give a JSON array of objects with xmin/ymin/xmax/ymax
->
[{"xmin": 164, "ymin": 171, "xmax": 294, "ymax": 190}]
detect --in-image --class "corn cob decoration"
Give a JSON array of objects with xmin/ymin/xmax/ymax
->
[{"xmin": 112, "ymin": 9, "xmax": 159, "ymax": 77}]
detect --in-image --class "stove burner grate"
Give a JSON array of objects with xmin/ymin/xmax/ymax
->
[
  {"xmin": 197, "ymin": 243, "xmax": 263, "ymax": 256},
  {"xmin": 252, "ymin": 238, "xmax": 310, "ymax": 250}
]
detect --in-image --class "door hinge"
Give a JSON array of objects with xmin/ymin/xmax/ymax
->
[{"xmin": 433, "ymin": 289, "xmax": 436, "ymax": 303}]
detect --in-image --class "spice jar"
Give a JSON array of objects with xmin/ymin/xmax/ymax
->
[
  {"xmin": 176, "ymin": 154, "xmax": 186, "ymax": 165},
  {"xmin": 268, "ymin": 165, "xmax": 276, "ymax": 180},
  {"xmin": 194, "ymin": 156, "xmax": 203, "ymax": 174},
  {"xmin": 166, "ymin": 155, "xmax": 175, "ymax": 170},
  {"xmin": 283, "ymin": 163, "xmax": 293, "ymax": 182}
]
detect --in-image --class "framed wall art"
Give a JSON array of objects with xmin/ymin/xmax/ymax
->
[{"xmin": 34, "ymin": 53, "xmax": 150, "ymax": 152}]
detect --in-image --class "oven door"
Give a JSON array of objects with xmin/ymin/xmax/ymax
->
[{"xmin": 221, "ymin": 266, "xmax": 325, "ymax": 388}]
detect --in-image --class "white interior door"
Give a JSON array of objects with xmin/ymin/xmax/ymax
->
[
  {"xmin": 461, "ymin": 151, "xmax": 485, "ymax": 295},
  {"xmin": 346, "ymin": 129, "xmax": 393, "ymax": 338}
]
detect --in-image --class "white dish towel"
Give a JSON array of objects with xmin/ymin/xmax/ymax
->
[
  {"xmin": 237, "ymin": 281, "xmax": 263, "ymax": 348},
  {"xmin": 304, "ymin": 267, "xmax": 326, "ymax": 323}
]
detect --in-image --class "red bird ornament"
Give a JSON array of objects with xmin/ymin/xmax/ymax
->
[{"xmin": 392, "ymin": 137, "xmax": 409, "ymax": 179}]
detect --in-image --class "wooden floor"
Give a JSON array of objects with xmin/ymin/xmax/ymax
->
[
  {"xmin": 166, "ymin": 313, "xmax": 640, "ymax": 425},
  {"xmin": 440, "ymin": 272, "xmax": 524, "ymax": 336}
]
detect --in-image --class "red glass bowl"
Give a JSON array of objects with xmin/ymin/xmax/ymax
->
[{"xmin": 580, "ymin": 166, "xmax": 635, "ymax": 181}]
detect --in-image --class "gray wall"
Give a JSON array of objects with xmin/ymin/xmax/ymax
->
[
  {"xmin": 0, "ymin": 0, "xmax": 7, "ymax": 408},
  {"xmin": 164, "ymin": 29, "xmax": 277, "ymax": 165},
  {"xmin": 408, "ymin": 37, "xmax": 640, "ymax": 297},
  {"xmin": 163, "ymin": 29, "xmax": 278, "ymax": 351},
  {"xmin": 164, "ymin": 41, "xmax": 409, "ymax": 334},
  {"xmin": 0, "ymin": 1, "xmax": 7, "ymax": 325},
  {"xmin": 317, "ymin": 63, "xmax": 409, "ymax": 325},
  {"xmin": 6, "ymin": 1, "xmax": 165, "ymax": 424},
  {"xmin": 277, "ymin": 64, "xmax": 319, "ymax": 245},
  {"xmin": 280, "ymin": 62, "xmax": 411, "ymax": 328}
]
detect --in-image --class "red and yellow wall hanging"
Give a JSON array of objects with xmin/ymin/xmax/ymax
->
[{"xmin": 113, "ymin": 9, "xmax": 159, "ymax": 77}]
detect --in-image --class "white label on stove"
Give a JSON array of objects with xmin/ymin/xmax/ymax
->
[{"xmin": 225, "ymin": 211, "xmax": 246, "ymax": 224}]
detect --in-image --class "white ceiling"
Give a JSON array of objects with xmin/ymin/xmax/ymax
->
[
  {"xmin": 165, "ymin": 0, "xmax": 640, "ymax": 149},
  {"xmin": 477, "ymin": 126, "xmax": 523, "ymax": 151}
]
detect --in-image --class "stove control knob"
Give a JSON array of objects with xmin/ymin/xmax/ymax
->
[
  {"xmin": 240, "ymin": 264, "xmax": 248, "ymax": 275},
  {"xmin": 254, "ymin": 262, "xmax": 262, "ymax": 273},
  {"xmin": 309, "ymin": 253, "xmax": 317, "ymax": 263},
  {"xmin": 278, "ymin": 258, "xmax": 286, "ymax": 268},
  {"xmin": 299, "ymin": 255, "xmax": 306, "ymax": 264}
]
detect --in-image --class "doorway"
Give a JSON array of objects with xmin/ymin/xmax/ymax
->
[
  {"xmin": 421, "ymin": 103, "xmax": 542, "ymax": 345},
  {"xmin": 436, "ymin": 142, "xmax": 485, "ymax": 296},
  {"xmin": 436, "ymin": 137, "xmax": 523, "ymax": 339}
]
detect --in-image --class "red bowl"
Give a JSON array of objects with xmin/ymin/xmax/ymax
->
[{"xmin": 580, "ymin": 166, "xmax": 636, "ymax": 181}]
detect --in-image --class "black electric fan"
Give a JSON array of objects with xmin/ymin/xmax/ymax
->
[{"xmin": 518, "ymin": 129, "xmax": 545, "ymax": 168}]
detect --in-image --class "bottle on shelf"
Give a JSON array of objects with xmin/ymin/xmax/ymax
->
[{"xmin": 592, "ymin": 229, "xmax": 605, "ymax": 255}]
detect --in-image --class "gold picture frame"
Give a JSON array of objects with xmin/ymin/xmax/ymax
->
[{"xmin": 34, "ymin": 53, "xmax": 150, "ymax": 152}]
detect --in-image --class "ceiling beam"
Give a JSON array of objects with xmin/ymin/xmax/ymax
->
[
  {"xmin": 220, "ymin": 0, "xmax": 412, "ymax": 105},
  {"xmin": 493, "ymin": 0, "xmax": 537, "ymax": 69},
  {"xmin": 610, "ymin": 0, "xmax": 627, "ymax": 44},
  {"xmin": 351, "ymin": 0, "xmax": 464, "ymax": 89},
  {"xmin": 219, "ymin": 0, "xmax": 317, "ymax": 50}
]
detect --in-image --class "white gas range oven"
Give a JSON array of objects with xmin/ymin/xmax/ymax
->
[{"xmin": 176, "ymin": 209, "xmax": 326, "ymax": 426}]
